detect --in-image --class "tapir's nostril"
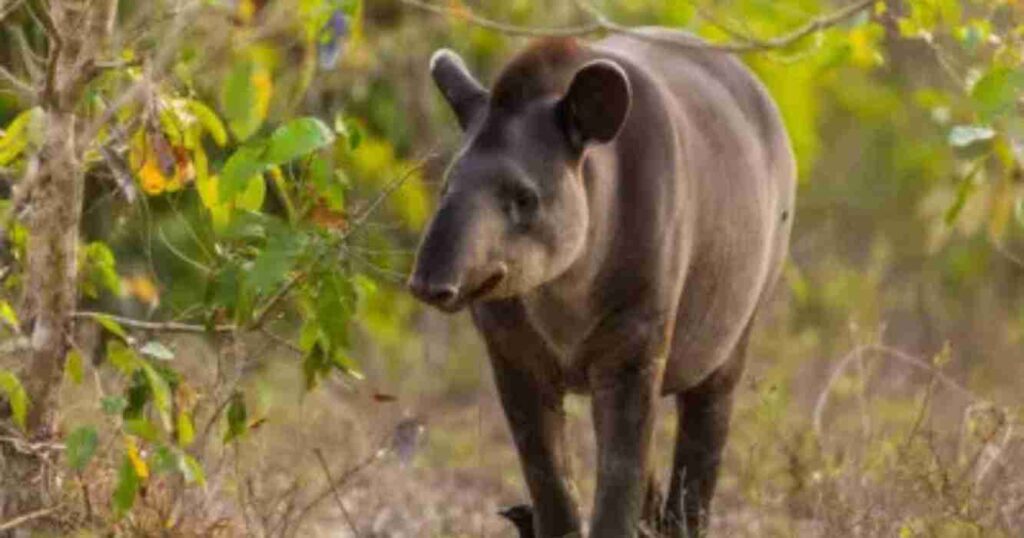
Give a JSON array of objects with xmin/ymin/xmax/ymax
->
[{"xmin": 408, "ymin": 276, "xmax": 460, "ymax": 308}]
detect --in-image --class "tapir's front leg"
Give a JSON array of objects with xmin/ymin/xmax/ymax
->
[{"xmin": 586, "ymin": 315, "xmax": 667, "ymax": 538}]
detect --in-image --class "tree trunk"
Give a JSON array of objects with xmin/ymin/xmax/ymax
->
[{"xmin": 0, "ymin": 2, "xmax": 115, "ymax": 530}]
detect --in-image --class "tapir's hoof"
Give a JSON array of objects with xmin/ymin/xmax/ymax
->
[{"xmin": 498, "ymin": 504, "xmax": 535, "ymax": 537}]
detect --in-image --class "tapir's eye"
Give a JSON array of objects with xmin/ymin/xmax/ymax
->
[{"xmin": 504, "ymin": 183, "xmax": 539, "ymax": 226}]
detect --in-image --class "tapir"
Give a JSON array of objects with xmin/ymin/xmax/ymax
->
[{"xmin": 408, "ymin": 28, "xmax": 795, "ymax": 538}]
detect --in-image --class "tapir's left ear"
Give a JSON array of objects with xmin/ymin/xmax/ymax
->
[{"xmin": 557, "ymin": 59, "xmax": 631, "ymax": 150}]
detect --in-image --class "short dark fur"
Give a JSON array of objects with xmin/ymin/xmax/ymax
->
[
  {"xmin": 491, "ymin": 38, "xmax": 583, "ymax": 111},
  {"xmin": 411, "ymin": 29, "xmax": 796, "ymax": 538}
]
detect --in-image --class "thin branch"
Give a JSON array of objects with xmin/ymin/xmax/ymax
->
[
  {"xmin": 0, "ymin": 64, "xmax": 35, "ymax": 98},
  {"xmin": 290, "ymin": 442, "xmax": 390, "ymax": 534},
  {"xmin": 32, "ymin": 1, "xmax": 61, "ymax": 104},
  {"xmin": 398, "ymin": 0, "xmax": 602, "ymax": 37},
  {"xmin": 813, "ymin": 343, "xmax": 981, "ymax": 437},
  {"xmin": 403, "ymin": 0, "xmax": 875, "ymax": 53},
  {"xmin": 0, "ymin": 0, "xmax": 26, "ymax": 23},
  {"xmin": 313, "ymin": 448, "xmax": 362, "ymax": 538},
  {"xmin": 72, "ymin": 310, "xmax": 232, "ymax": 334},
  {"xmin": 0, "ymin": 506, "xmax": 59, "ymax": 532}
]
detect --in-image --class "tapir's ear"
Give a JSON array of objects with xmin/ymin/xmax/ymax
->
[
  {"xmin": 430, "ymin": 49, "xmax": 488, "ymax": 130},
  {"xmin": 557, "ymin": 60, "xmax": 631, "ymax": 150}
]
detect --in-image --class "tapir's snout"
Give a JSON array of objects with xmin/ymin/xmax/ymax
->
[{"xmin": 407, "ymin": 275, "xmax": 460, "ymax": 311}]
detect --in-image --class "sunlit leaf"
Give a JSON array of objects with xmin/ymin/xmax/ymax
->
[
  {"xmin": 66, "ymin": 348, "xmax": 84, "ymax": 384},
  {"xmin": 177, "ymin": 410, "xmax": 195, "ymax": 447},
  {"xmin": 972, "ymin": 67, "xmax": 1024, "ymax": 122},
  {"xmin": 0, "ymin": 107, "xmax": 43, "ymax": 165},
  {"xmin": 238, "ymin": 174, "xmax": 266, "ymax": 212},
  {"xmin": 0, "ymin": 300, "xmax": 19, "ymax": 330},
  {"xmin": 66, "ymin": 426, "xmax": 99, "ymax": 472},
  {"xmin": 141, "ymin": 362, "xmax": 173, "ymax": 431},
  {"xmin": 179, "ymin": 452, "xmax": 206, "ymax": 486},
  {"xmin": 0, "ymin": 369, "xmax": 29, "ymax": 431},
  {"xmin": 187, "ymin": 99, "xmax": 228, "ymax": 146}
]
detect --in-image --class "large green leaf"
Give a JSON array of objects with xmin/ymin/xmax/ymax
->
[
  {"xmin": 66, "ymin": 426, "xmax": 99, "ymax": 472},
  {"xmin": 264, "ymin": 118, "xmax": 335, "ymax": 165}
]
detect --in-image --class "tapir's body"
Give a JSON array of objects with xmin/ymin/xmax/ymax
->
[{"xmin": 411, "ymin": 29, "xmax": 794, "ymax": 538}]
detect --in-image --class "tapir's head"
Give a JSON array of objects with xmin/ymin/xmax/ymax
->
[{"xmin": 408, "ymin": 40, "xmax": 632, "ymax": 312}]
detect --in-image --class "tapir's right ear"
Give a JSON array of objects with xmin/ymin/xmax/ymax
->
[{"xmin": 430, "ymin": 49, "xmax": 488, "ymax": 130}]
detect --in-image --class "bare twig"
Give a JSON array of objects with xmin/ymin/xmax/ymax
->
[
  {"xmin": 0, "ymin": 64, "xmax": 34, "ymax": 98},
  {"xmin": 813, "ymin": 343, "xmax": 981, "ymax": 437},
  {"xmin": 288, "ymin": 442, "xmax": 390, "ymax": 535},
  {"xmin": 0, "ymin": 0, "xmax": 26, "ymax": 23},
  {"xmin": 402, "ymin": 0, "xmax": 875, "ymax": 53},
  {"xmin": 313, "ymin": 448, "xmax": 362, "ymax": 538},
  {"xmin": 399, "ymin": 0, "xmax": 601, "ymax": 37},
  {"xmin": 72, "ymin": 310, "xmax": 232, "ymax": 334},
  {"xmin": 0, "ymin": 505, "xmax": 59, "ymax": 532}
]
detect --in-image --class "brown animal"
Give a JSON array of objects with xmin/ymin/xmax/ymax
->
[{"xmin": 408, "ymin": 29, "xmax": 795, "ymax": 538}]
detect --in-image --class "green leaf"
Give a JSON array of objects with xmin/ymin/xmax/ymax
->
[
  {"xmin": 112, "ymin": 456, "xmax": 140, "ymax": 518},
  {"xmin": 238, "ymin": 174, "xmax": 266, "ymax": 212},
  {"xmin": 246, "ymin": 227, "xmax": 306, "ymax": 293},
  {"xmin": 972, "ymin": 67, "xmax": 1024, "ymax": 122},
  {"xmin": 140, "ymin": 341, "xmax": 175, "ymax": 361},
  {"xmin": 66, "ymin": 349, "xmax": 84, "ymax": 384},
  {"xmin": 101, "ymin": 395, "xmax": 128, "ymax": 415},
  {"xmin": 219, "ymin": 145, "xmax": 267, "ymax": 202},
  {"xmin": 0, "ymin": 369, "xmax": 28, "ymax": 431},
  {"xmin": 95, "ymin": 314, "xmax": 128, "ymax": 340},
  {"xmin": 187, "ymin": 99, "xmax": 228, "ymax": 146},
  {"xmin": 264, "ymin": 118, "xmax": 335, "ymax": 165},
  {"xmin": 221, "ymin": 59, "xmax": 270, "ymax": 141},
  {"xmin": 123, "ymin": 418, "xmax": 161, "ymax": 442},
  {"xmin": 178, "ymin": 452, "xmax": 206, "ymax": 486},
  {"xmin": 150, "ymin": 445, "xmax": 178, "ymax": 475},
  {"xmin": 141, "ymin": 362, "xmax": 173, "ymax": 431},
  {"xmin": 106, "ymin": 340, "xmax": 140, "ymax": 375},
  {"xmin": 948, "ymin": 125, "xmax": 995, "ymax": 148},
  {"xmin": 66, "ymin": 426, "xmax": 99, "ymax": 472},
  {"xmin": 224, "ymin": 391, "xmax": 248, "ymax": 443},
  {"xmin": 316, "ymin": 272, "xmax": 356, "ymax": 352}
]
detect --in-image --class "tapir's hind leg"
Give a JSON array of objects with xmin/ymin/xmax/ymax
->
[{"xmin": 664, "ymin": 326, "xmax": 751, "ymax": 538}]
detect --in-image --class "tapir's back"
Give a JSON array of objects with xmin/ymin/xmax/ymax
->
[{"xmin": 598, "ymin": 29, "xmax": 796, "ymax": 392}]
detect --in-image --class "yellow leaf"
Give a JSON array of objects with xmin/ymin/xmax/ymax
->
[
  {"xmin": 139, "ymin": 157, "xmax": 167, "ymax": 195},
  {"xmin": 125, "ymin": 436, "xmax": 150, "ymax": 480}
]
